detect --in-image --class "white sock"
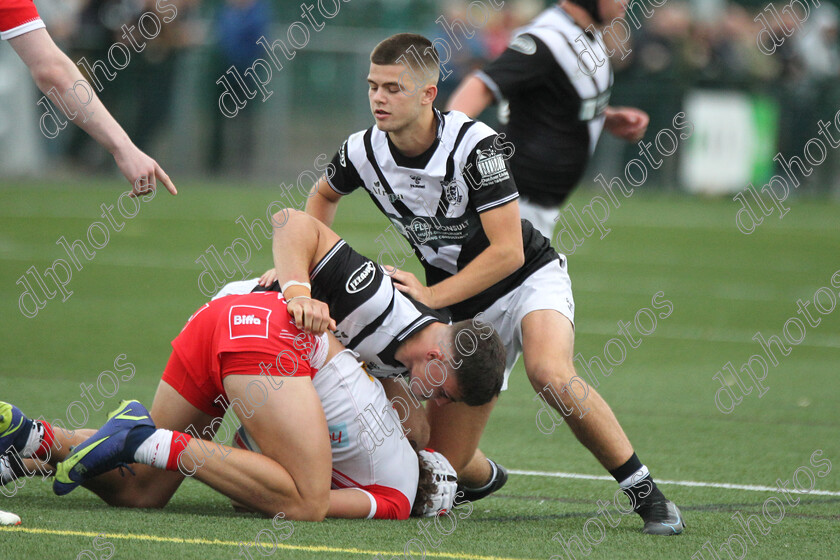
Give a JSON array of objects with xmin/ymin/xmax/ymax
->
[
  {"xmin": 618, "ymin": 465, "xmax": 650, "ymax": 488},
  {"xmin": 0, "ymin": 455, "xmax": 14, "ymax": 484},
  {"xmin": 19, "ymin": 422, "xmax": 45, "ymax": 458},
  {"xmin": 133, "ymin": 429, "xmax": 173, "ymax": 469}
]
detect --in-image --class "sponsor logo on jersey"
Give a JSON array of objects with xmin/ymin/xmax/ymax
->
[
  {"xmin": 346, "ymin": 261, "xmax": 376, "ymax": 294},
  {"xmin": 509, "ymin": 35, "xmax": 537, "ymax": 55},
  {"xmin": 339, "ymin": 141, "xmax": 347, "ymax": 167},
  {"xmin": 370, "ymin": 181, "xmax": 403, "ymax": 202},
  {"xmin": 233, "ymin": 315, "xmax": 261, "ymax": 325},
  {"xmin": 409, "ymin": 218, "xmax": 432, "ymax": 238},
  {"xmin": 229, "ymin": 305, "xmax": 271, "ymax": 339},
  {"xmin": 409, "ymin": 174, "xmax": 426, "ymax": 189},
  {"xmin": 475, "ymin": 148, "xmax": 510, "ymax": 186},
  {"xmin": 329, "ymin": 422, "xmax": 349, "ymax": 448}
]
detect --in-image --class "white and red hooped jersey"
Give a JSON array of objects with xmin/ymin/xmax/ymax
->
[
  {"xmin": 0, "ymin": 0, "xmax": 45, "ymax": 40},
  {"xmin": 235, "ymin": 350, "xmax": 418, "ymax": 520}
]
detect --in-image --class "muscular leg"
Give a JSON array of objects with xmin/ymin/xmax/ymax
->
[
  {"xmin": 83, "ymin": 375, "xmax": 330, "ymax": 519},
  {"xmin": 426, "ymin": 398, "xmax": 496, "ymax": 486},
  {"xmin": 79, "ymin": 380, "xmax": 215, "ymax": 508},
  {"xmin": 205, "ymin": 375, "xmax": 331, "ymax": 520},
  {"xmin": 521, "ymin": 310, "xmax": 633, "ymax": 470},
  {"xmin": 13, "ymin": 383, "xmax": 209, "ymax": 507}
]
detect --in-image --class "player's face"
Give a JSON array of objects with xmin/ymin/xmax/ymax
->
[
  {"xmin": 367, "ymin": 63, "xmax": 427, "ymax": 133},
  {"xmin": 598, "ymin": 0, "xmax": 628, "ymax": 21},
  {"xmin": 407, "ymin": 361, "xmax": 461, "ymax": 406}
]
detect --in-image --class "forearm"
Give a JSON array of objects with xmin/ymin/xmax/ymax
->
[
  {"xmin": 271, "ymin": 209, "xmax": 321, "ymax": 294},
  {"xmin": 428, "ymin": 242, "xmax": 523, "ymax": 308},
  {"xmin": 21, "ymin": 33, "xmax": 132, "ymax": 155},
  {"xmin": 445, "ymin": 74, "xmax": 495, "ymax": 118},
  {"xmin": 327, "ymin": 488, "xmax": 376, "ymax": 519}
]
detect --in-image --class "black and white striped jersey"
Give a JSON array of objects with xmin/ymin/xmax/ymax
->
[
  {"xmin": 477, "ymin": 5, "xmax": 614, "ymax": 206},
  {"xmin": 327, "ymin": 109, "xmax": 558, "ymax": 321},
  {"xmin": 214, "ymin": 241, "xmax": 449, "ymax": 379}
]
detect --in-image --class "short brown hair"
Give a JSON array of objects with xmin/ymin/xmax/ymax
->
[
  {"xmin": 448, "ymin": 320, "xmax": 505, "ymax": 407},
  {"xmin": 370, "ymin": 33, "xmax": 440, "ymax": 85}
]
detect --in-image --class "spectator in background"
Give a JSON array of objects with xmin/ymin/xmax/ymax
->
[
  {"xmin": 0, "ymin": 0, "xmax": 175, "ymax": 195},
  {"xmin": 205, "ymin": 0, "xmax": 270, "ymax": 175},
  {"xmin": 793, "ymin": 4, "xmax": 840, "ymax": 191}
]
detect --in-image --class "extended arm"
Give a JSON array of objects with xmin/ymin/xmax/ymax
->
[
  {"xmin": 271, "ymin": 208, "xmax": 340, "ymax": 333},
  {"xmin": 445, "ymin": 73, "xmax": 496, "ymax": 118},
  {"xmin": 9, "ymin": 28, "xmax": 175, "ymax": 195},
  {"xmin": 604, "ymin": 106, "xmax": 649, "ymax": 142},
  {"xmin": 391, "ymin": 201, "xmax": 525, "ymax": 309}
]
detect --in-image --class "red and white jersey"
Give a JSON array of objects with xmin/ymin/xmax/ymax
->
[
  {"xmin": 316, "ymin": 350, "xmax": 418, "ymax": 519},
  {"xmin": 0, "ymin": 0, "xmax": 45, "ymax": 40},
  {"xmin": 236, "ymin": 349, "xmax": 418, "ymax": 520}
]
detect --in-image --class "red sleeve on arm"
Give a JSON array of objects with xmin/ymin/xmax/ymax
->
[
  {"xmin": 0, "ymin": 0, "xmax": 45, "ymax": 39},
  {"xmin": 363, "ymin": 484, "xmax": 412, "ymax": 520}
]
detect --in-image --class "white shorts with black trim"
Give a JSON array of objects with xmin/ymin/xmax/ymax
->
[{"xmin": 480, "ymin": 258, "xmax": 574, "ymax": 390}]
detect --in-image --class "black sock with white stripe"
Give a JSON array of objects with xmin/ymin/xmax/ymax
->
[
  {"xmin": 609, "ymin": 453, "xmax": 665, "ymax": 510},
  {"xmin": 463, "ymin": 459, "xmax": 498, "ymax": 491}
]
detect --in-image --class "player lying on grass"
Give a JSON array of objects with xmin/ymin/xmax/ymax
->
[
  {"xmin": 0, "ymin": 291, "xmax": 464, "ymax": 520},
  {"xmin": 216, "ymin": 208, "xmax": 507, "ymax": 459}
]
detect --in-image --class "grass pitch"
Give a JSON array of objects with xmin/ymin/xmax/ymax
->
[{"xmin": 0, "ymin": 178, "xmax": 838, "ymax": 560}]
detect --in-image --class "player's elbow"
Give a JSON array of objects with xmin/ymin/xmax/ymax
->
[
  {"xmin": 30, "ymin": 58, "xmax": 71, "ymax": 95},
  {"xmin": 271, "ymin": 207, "xmax": 308, "ymax": 232},
  {"xmin": 502, "ymin": 243, "xmax": 525, "ymax": 274}
]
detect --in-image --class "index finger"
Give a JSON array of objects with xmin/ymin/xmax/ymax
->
[{"xmin": 156, "ymin": 165, "xmax": 177, "ymax": 195}]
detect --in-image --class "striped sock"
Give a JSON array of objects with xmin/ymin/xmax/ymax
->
[{"xmin": 133, "ymin": 429, "xmax": 192, "ymax": 471}]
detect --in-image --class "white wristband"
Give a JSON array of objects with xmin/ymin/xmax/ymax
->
[{"xmin": 281, "ymin": 280, "xmax": 311, "ymax": 293}]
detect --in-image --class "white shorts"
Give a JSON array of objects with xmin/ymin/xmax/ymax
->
[
  {"xmin": 518, "ymin": 196, "xmax": 560, "ymax": 241},
  {"xmin": 480, "ymin": 258, "xmax": 574, "ymax": 390}
]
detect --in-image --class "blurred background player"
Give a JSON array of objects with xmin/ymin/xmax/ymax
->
[
  {"xmin": 446, "ymin": 0, "xmax": 649, "ymax": 239},
  {"xmin": 0, "ymin": 0, "xmax": 175, "ymax": 195}
]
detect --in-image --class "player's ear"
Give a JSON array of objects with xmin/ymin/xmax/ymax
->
[{"xmin": 421, "ymin": 84, "xmax": 437, "ymax": 106}]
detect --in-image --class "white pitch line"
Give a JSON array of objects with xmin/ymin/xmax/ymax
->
[{"xmin": 508, "ymin": 470, "xmax": 840, "ymax": 497}]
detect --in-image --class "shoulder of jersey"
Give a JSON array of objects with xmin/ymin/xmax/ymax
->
[
  {"xmin": 509, "ymin": 34, "xmax": 538, "ymax": 55},
  {"xmin": 340, "ymin": 128, "xmax": 370, "ymax": 169},
  {"xmin": 440, "ymin": 111, "xmax": 497, "ymax": 151}
]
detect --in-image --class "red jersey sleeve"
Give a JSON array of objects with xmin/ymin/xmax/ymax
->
[
  {"xmin": 362, "ymin": 484, "xmax": 412, "ymax": 520},
  {"xmin": 0, "ymin": 0, "xmax": 45, "ymax": 40}
]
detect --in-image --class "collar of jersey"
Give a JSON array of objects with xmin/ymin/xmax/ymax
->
[{"xmin": 384, "ymin": 109, "xmax": 444, "ymax": 169}]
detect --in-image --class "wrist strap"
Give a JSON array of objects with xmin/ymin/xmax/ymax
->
[
  {"xmin": 286, "ymin": 296, "xmax": 311, "ymax": 305},
  {"xmin": 281, "ymin": 280, "xmax": 311, "ymax": 293}
]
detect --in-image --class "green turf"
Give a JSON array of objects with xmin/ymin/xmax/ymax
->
[{"xmin": 1, "ymin": 179, "xmax": 838, "ymax": 560}]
